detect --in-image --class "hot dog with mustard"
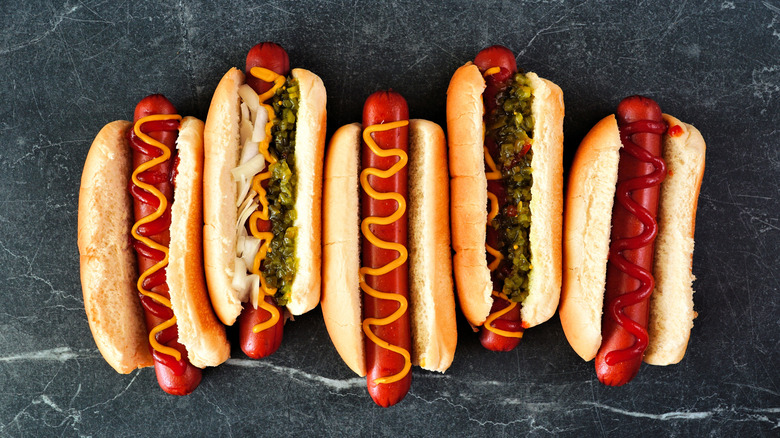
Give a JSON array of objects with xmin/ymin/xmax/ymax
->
[
  {"xmin": 78, "ymin": 95, "xmax": 230, "ymax": 395},
  {"xmin": 446, "ymin": 45, "xmax": 564, "ymax": 350},
  {"xmin": 203, "ymin": 43, "xmax": 326, "ymax": 359},
  {"xmin": 321, "ymin": 90, "xmax": 457, "ymax": 407}
]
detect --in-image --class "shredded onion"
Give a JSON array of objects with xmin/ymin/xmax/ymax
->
[
  {"xmin": 238, "ymin": 84, "xmax": 260, "ymax": 112},
  {"xmin": 237, "ymin": 235, "xmax": 262, "ymax": 269},
  {"xmin": 231, "ymin": 258, "xmax": 258, "ymax": 304},
  {"xmin": 252, "ymin": 108, "xmax": 268, "ymax": 143},
  {"xmin": 232, "ymin": 155, "xmax": 265, "ymax": 206}
]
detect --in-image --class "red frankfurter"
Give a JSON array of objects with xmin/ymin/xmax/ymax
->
[
  {"xmin": 129, "ymin": 95, "xmax": 201, "ymax": 395},
  {"xmin": 595, "ymin": 96, "xmax": 667, "ymax": 385},
  {"xmin": 236, "ymin": 42, "xmax": 290, "ymax": 359},
  {"xmin": 246, "ymin": 42, "xmax": 290, "ymax": 95},
  {"xmin": 361, "ymin": 91, "xmax": 412, "ymax": 407}
]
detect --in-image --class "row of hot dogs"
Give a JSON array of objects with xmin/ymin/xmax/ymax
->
[{"xmin": 78, "ymin": 43, "xmax": 706, "ymax": 406}]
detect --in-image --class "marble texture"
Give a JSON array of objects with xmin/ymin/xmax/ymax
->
[{"xmin": 0, "ymin": 0, "xmax": 778, "ymax": 436}]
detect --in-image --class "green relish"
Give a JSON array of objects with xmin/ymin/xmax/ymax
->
[
  {"xmin": 264, "ymin": 77, "xmax": 299, "ymax": 306},
  {"xmin": 487, "ymin": 73, "xmax": 534, "ymax": 303}
]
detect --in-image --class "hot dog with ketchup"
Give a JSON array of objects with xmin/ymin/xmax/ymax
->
[
  {"xmin": 321, "ymin": 90, "xmax": 457, "ymax": 407},
  {"xmin": 203, "ymin": 43, "xmax": 326, "ymax": 358},
  {"xmin": 446, "ymin": 45, "xmax": 564, "ymax": 350},
  {"xmin": 559, "ymin": 96, "xmax": 706, "ymax": 385},
  {"xmin": 78, "ymin": 95, "xmax": 230, "ymax": 395}
]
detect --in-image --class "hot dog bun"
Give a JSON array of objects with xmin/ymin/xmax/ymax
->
[
  {"xmin": 559, "ymin": 114, "xmax": 706, "ymax": 364},
  {"xmin": 78, "ymin": 120, "xmax": 152, "ymax": 374},
  {"xmin": 321, "ymin": 120, "xmax": 457, "ymax": 375},
  {"xmin": 78, "ymin": 117, "xmax": 230, "ymax": 373},
  {"xmin": 645, "ymin": 115, "xmax": 706, "ymax": 365},
  {"xmin": 203, "ymin": 67, "xmax": 326, "ymax": 325},
  {"xmin": 558, "ymin": 115, "xmax": 622, "ymax": 361},
  {"xmin": 167, "ymin": 117, "xmax": 231, "ymax": 368},
  {"xmin": 446, "ymin": 62, "xmax": 564, "ymax": 329}
]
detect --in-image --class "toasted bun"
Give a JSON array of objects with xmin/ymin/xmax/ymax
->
[
  {"xmin": 287, "ymin": 68, "xmax": 326, "ymax": 315},
  {"xmin": 78, "ymin": 120, "xmax": 153, "ymax": 374},
  {"xmin": 524, "ymin": 73, "xmax": 565, "ymax": 327},
  {"xmin": 79, "ymin": 118, "xmax": 230, "ymax": 372},
  {"xmin": 559, "ymin": 114, "xmax": 705, "ymax": 364},
  {"xmin": 203, "ymin": 67, "xmax": 245, "ymax": 325},
  {"xmin": 407, "ymin": 119, "xmax": 457, "ymax": 372},
  {"xmin": 644, "ymin": 115, "xmax": 705, "ymax": 365},
  {"xmin": 321, "ymin": 123, "xmax": 364, "ymax": 376},
  {"xmin": 203, "ymin": 67, "xmax": 326, "ymax": 324},
  {"xmin": 446, "ymin": 64, "xmax": 491, "ymax": 327},
  {"xmin": 559, "ymin": 115, "xmax": 622, "ymax": 361},
  {"xmin": 167, "ymin": 117, "xmax": 230, "ymax": 368},
  {"xmin": 446, "ymin": 63, "xmax": 564, "ymax": 329},
  {"xmin": 321, "ymin": 120, "xmax": 457, "ymax": 376}
]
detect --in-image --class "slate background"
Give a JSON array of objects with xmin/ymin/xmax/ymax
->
[{"xmin": 1, "ymin": 0, "xmax": 778, "ymax": 436}]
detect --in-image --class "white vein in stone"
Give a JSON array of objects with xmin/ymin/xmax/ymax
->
[
  {"xmin": 584, "ymin": 402, "xmax": 780, "ymax": 423},
  {"xmin": 226, "ymin": 358, "xmax": 365, "ymax": 390},
  {"xmin": 0, "ymin": 347, "xmax": 99, "ymax": 363},
  {"xmin": 585, "ymin": 402, "xmax": 712, "ymax": 420}
]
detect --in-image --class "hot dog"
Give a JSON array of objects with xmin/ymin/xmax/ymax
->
[
  {"xmin": 446, "ymin": 45, "xmax": 564, "ymax": 350},
  {"xmin": 596, "ymin": 96, "xmax": 667, "ymax": 385},
  {"xmin": 559, "ymin": 96, "xmax": 706, "ymax": 386},
  {"xmin": 321, "ymin": 90, "xmax": 457, "ymax": 407},
  {"xmin": 203, "ymin": 43, "xmax": 326, "ymax": 358},
  {"xmin": 361, "ymin": 91, "xmax": 412, "ymax": 405},
  {"xmin": 130, "ymin": 95, "xmax": 201, "ymax": 394},
  {"xmin": 78, "ymin": 95, "xmax": 230, "ymax": 395}
]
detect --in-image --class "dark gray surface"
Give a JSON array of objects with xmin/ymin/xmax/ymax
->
[{"xmin": 1, "ymin": 0, "xmax": 778, "ymax": 436}]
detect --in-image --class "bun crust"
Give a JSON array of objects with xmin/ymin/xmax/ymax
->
[
  {"xmin": 78, "ymin": 120, "xmax": 153, "ymax": 373},
  {"xmin": 559, "ymin": 115, "xmax": 622, "ymax": 361},
  {"xmin": 321, "ymin": 123, "xmax": 364, "ymax": 376},
  {"xmin": 168, "ymin": 117, "xmax": 230, "ymax": 368},
  {"xmin": 644, "ymin": 115, "xmax": 706, "ymax": 365},
  {"xmin": 321, "ymin": 120, "xmax": 457, "ymax": 375},
  {"xmin": 446, "ymin": 63, "xmax": 492, "ymax": 327},
  {"xmin": 286, "ymin": 68, "xmax": 326, "ymax": 315},
  {"xmin": 446, "ymin": 63, "xmax": 564, "ymax": 329},
  {"xmin": 203, "ymin": 67, "xmax": 325, "ymax": 324},
  {"xmin": 407, "ymin": 119, "xmax": 456, "ymax": 372},
  {"xmin": 203, "ymin": 67, "xmax": 245, "ymax": 325},
  {"xmin": 560, "ymin": 114, "xmax": 705, "ymax": 364},
  {"xmin": 523, "ymin": 73, "xmax": 564, "ymax": 327}
]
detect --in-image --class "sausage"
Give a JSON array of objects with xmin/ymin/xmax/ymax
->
[
  {"xmin": 361, "ymin": 90, "xmax": 412, "ymax": 407},
  {"xmin": 129, "ymin": 94, "xmax": 201, "ymax": 395},
  {"xmin": 474, "ymin": 45, "xmax": 518, "ymax": 80},
  {"xmin": 245, "ymin": 42, "xmax": 290, "ymax": 95},
  {"xmin": 474, "ymin": 44, "xmax": 517, "ymax": 118},
  {"xmin": 473, "ymin": 45, "xmax": 525, "ymax": 350},
  {"xmin": 237, "ymin": 42, "xmax": 291, "ymax": 359},
  {"xmin": 595, "ymin": 96, "xmax": 667, "ymax": 386},
  {"xmin": 478, "ymin": 294, "xmax": 523, "ymax": 351}
]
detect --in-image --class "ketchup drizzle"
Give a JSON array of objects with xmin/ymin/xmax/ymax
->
[{"xmin": 605, "ymin": 119, "xmax": 667, "ymax": 366}]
